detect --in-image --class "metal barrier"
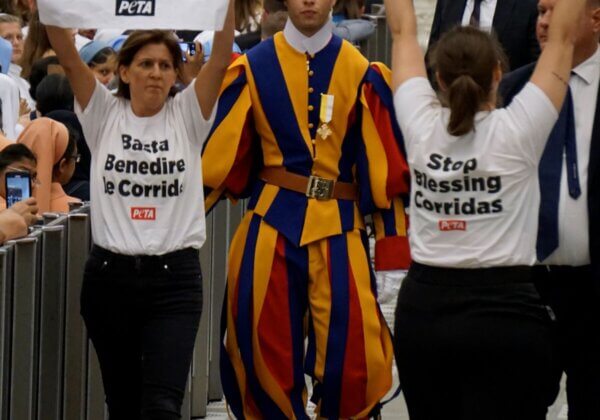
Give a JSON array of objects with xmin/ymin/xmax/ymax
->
[
  {"xmin": 361, "ymin": 14, "xmax": 393, "ymax": 66},
  {"xmin": 0, "ymin": 199, "xmax": 244, "ymax": 420}
]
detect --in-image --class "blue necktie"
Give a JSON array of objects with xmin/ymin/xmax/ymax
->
[{"xmin": 536, "ymin": 87, "xmax": 581, "ymax": 261}]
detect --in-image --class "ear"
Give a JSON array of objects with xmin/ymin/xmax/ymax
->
[
  {"xmin": 435, "ymin": 71, "xmax": 447, "ymax": 92},
  {"xmin": 119, "ymin": 64, "xmax": 130, "ymax": 84},
  {"xmin": 58, "ymin": 157, "xmax": 69, "ymax": 175},
  {"xmin": 493, "ymin": 61, "xmax": 503, "ymax": 84},
  {"xmin": 591, "ymin": 7, "xmax": 600, "ymax": 34}
]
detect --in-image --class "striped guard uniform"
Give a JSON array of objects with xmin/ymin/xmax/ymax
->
[{"xmin": 202, "ymin": 30, "xmax": 410, "ymax": 419}]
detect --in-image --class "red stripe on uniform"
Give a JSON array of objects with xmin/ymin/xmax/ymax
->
[
  {"xmin": 257, "ymin": 235, "xmax": 295, "ymax": 394},
  {"xmin": 223, "ymin": 115, "xmax": 256, "ymax": 195},
  {"xmin": 364, "ymin": 84, "xmax": 410, "ymax": 199},
  {"xmin": 339, "ymin": 262, "xmax": 368, "ymax": 417}
]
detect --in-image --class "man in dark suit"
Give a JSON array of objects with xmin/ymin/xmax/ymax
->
[
  {"xmin": 499, "ymin": 0, "xmax": 600, "ymax": 418},
  {"xmin": 428, "ymin": 0, "xmax": 540, "ymax": 70}
]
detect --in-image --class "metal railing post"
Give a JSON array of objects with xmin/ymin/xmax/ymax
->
[
  {"xmin": 63, "ymin": 213, "xmax": 91, "ymax": 420},
  {"xmin": 9, "ymin": 235, "xmax": 41, "ymax": 420},
  {"xmin": 0, "ymin": 244, "xmax": 14, "ymax": 420},
  {"xmin": 37, "ymin": 224, "xmax": 67, "ymax": 420}
]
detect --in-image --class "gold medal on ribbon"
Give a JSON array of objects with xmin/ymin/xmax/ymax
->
[{"xmin": 317, "ymin": 93, "xmax": 334, "ymax": 140}]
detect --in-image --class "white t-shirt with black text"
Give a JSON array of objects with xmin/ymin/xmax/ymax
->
[
  {"xmin": 76, "ymin": 80, "xmax": 215, "ymax": 255},
  {"xmin": 394, "ymin": 78, "xmax": 558, "ymax": 268}
]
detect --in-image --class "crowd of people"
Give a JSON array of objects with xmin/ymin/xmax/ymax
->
[{"xmin": 0, "ymin": 0, "xmax": 597, "ymax": 419}]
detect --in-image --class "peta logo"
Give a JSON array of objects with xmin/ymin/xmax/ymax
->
[
  {"xmin": 116, "ymin": 0, "xmax": 155, "ymax": 16},
  {"xmin": 438, "ymin": 220, "xmax": 467, "ymax": 231},
  {"xmin": 131, "ymin": 207, "xmax": 156, "ymax": 221}
]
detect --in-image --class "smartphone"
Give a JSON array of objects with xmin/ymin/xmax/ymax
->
[
  {"xmin": 179, "ymin": 42, "xmax": 196, "ymax": 62},
  {"xmin": 5, "ymin": 171, "xmax": 31, "ymax": 208}
]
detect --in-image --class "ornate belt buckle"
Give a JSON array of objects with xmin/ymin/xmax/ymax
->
[{"xmin": 306, "ymin": 175, "xmax": 334, "ymax": 200}]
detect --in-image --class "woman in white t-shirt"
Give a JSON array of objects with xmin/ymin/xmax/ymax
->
[
  {"xmin": 383, "ymin": 0, "xmax": 585, "ymax": 418},
  {"xmin": 44, "ymin": 1, "xmax": 234, "ymax": 418}
]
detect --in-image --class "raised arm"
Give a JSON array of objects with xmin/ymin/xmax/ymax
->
[
  {"xmin": 195, "ymin": 0, "xmax": 235, "ymax": 120},
  {"xmin": 530, "ymin": 0, "xmax": 587, "ymax": 110},
  {"xmin": 45, "ymin": 26, "xmax": 96, "ymax": 110},
  {"xmin": 384, "ymin": 0, "xmax": 427, "ymax": 91}
]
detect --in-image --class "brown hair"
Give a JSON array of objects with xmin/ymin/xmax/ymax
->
[
  {"xmin": 115, "ymin": 30, "xmax": 183, "ymax": 100},
  {"xmin": 0, "ymin": 0, "xmax": 30, "ymax": 23},
  {"xmin": 20, "ymin": 11, "xmax": 52, "ymax": 80},
  {"xmin": 236, "ymin": 0, "xmax": 261, "ymax": 31},
  {"xmin": 0, "ymin": 13, "xmax": 22, "ymax": 26},
  {"xmin": 430, "ymin": 26, "xmax": 507, "ymax": 137}
]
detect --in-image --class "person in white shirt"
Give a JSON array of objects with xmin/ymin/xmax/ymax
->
[
  {"xmin": 384, "ymin": 0, "xmax": 585, "ymax": 418},
  {"xmin": 0, "ymin": 72, "xmax": 19, "ymax": 139},
  {"xmin": 45, "ymin": 0, "xmax": 235, "ymax": 418},
  {"xmin": 500, "ymin": 0, "xmax": 600, "ymax": 418},
  {"xmin": 0, "ymin": 13, "xmax": 35, "ymax": 110}
]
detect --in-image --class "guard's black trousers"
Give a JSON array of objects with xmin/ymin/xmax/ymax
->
[
  {"xmin": 394, "ymin": 263, "xmax": 558, "ymax": 420},
  {"xmin": 81, "ymin": 245, "xmax": 203, "ymax": 420}
]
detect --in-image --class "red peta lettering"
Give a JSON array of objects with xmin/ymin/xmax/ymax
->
[
  {"xmin": 438, "ymin": 220, "xmax": 466, "ymax": 231},
  {"xmin": 131, "ymin": 207, "xmax": 156, "ymax": 221}
]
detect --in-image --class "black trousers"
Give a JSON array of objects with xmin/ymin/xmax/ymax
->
[
  {"xmin": 534, "ymin": 265, "xmax": 600, "ymax": 420},
  {"xmin": 394, "ymin": 263, "xmax": 558, "ymax": 420},
  {"xmin": 80, "ymin": 245, "xmax": 203, "ymax": 420}
]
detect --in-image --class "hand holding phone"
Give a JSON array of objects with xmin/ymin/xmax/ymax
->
[
  {"xmin": 5, "ymin": 171, "xmax": 31, "ymax": 208},
  {"xmin": 0, "ymin": 197, "xmax": 38, "ymax": 243},
  {"xmin": 179, "ymin": 42, "xmax": 197, "ymax": 63}
]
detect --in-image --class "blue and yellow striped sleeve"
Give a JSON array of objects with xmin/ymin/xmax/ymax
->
[{"xmin": 202, "ymin": 57, "xmax": 258, "ymax": 213}]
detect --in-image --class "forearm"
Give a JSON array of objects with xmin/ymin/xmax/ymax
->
[
  {"xmin": 548, "ymin": 0, "xmax": 586, "ymax": 46},
  {"xmin": 208, "ymin": 0, "xmax": 235, "ymax": 71},
  {"xmin": 384, "ymin": 0, "xmax": 426, "ymax": 90},
  {"xmin": 531, "ymin": 0, "xmax": 585, "ymax": 109},
  {"xmin": 384, "ymin": 0, "xmax": 418, "ymax": 39},
  {"xmin": 46, "ymin": 25, "xmax": 96, "ymax": 109},
  {"xmin": 46, "ymin": 26, "xmax": 80, "ymax": 71},
  {"xmin": 195, "ymin": 0, "xmax": 235, "ymax": 119}
]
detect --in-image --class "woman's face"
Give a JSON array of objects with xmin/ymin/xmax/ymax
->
[
  {"xmin": 91, "ymin": 56, "xmax": 117, "ymax": 86},
  {"xmin": 119, "ymin": 43, "xmax": 177, "ymax": 111},
  {"xmin": 0, "ymin": 22, "xmax": 24, "ymax": 64}
]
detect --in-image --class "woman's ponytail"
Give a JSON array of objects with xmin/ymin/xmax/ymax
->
[{"xmin": 447, "ymin": 74, "xmax": 486, "ymax": 136}]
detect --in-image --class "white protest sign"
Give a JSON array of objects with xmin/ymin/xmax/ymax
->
[{"xmin": 38, "ymin": 0, "xmax": 229, "ymax": 31}]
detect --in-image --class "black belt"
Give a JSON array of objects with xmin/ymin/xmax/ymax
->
[
  {"xmin": 90, "ymin": 245, "xmax": 198, "ymax": 270},
  {"xmin": 409, "ymin": 262, "xmax": 533, "ymax": 286}
]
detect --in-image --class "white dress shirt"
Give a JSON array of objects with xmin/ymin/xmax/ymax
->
[
  {"xmin": 8, "ymin": 63, "xmax": 35, "ymax": 110},
  {"xmin": 544, "ymin": 46, "xmax": 600, "ymax": 266},
  {"xmin": 461, "ymin": 0, "xmax": 498, "ymax": 33},
  {"xmin": 0, "ymin": 73, "xmax": 19, "ymax": 140},
  {"xmin": 283, "ymin": 19, "xmax": 333, "ymax": 56}
]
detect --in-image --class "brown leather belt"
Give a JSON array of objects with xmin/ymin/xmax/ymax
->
[{"xmin": 259, "ymin": 167, "xmax": 359, "ymax": 201}]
